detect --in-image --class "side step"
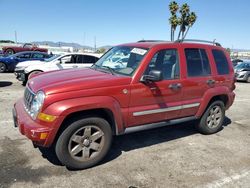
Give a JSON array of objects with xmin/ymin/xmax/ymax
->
[{"xmin": 123, "ymin": 116, "xmax": 197, "ymax": 135}]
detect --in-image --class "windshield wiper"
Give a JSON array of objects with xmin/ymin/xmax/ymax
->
[
  {"xmin": 91, "ymin": 64, "xmax": 115, "ymax": 75},
  {"xmin": 102, "ymin": 66, "xmax": 115, "ymax": 75}
]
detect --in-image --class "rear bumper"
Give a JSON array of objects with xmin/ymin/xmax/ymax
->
[
  {"xmin": 226, "ymin": 91, "xmax": 235, "ymax": 109},
  {"xmin": 13, "ymin": 98, "xmax": 57, "ymax": 147}
]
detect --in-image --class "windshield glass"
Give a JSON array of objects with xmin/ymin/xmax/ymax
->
[
  {"xmin": 235, "ymin": 62, "xmax": 250, "ymax": 69},
  {"xmin": 45, "ymin": 54, "xmax": 60, "ymax": 62},
  {"xmin": 94, "ymin": 46, "xmax": 148, "ymax": 76}
]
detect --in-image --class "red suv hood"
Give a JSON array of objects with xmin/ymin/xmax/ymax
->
[{"xmin": 28, "ymin": 68, "xmax": 131, "ymax": 94}]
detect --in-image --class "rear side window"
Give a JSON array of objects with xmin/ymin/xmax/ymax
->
[
  {"xmin": 32, "ymin": 53, "xmax": 44, "ymax": 58},
  {"xmin": 82, "ymin": 55, "xmax": 99, "ymax": 64},
  {"xmin": 185, "ymin": 48, "xmax": 211, "ymax": 77},
  {"xmin": 212, "ymin": 49, "xmax": 229, "ymax": 75}
]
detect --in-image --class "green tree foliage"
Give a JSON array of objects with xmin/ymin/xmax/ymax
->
[
  {"xmin": 168, "ymin": 1, "xmax": 197, "ymax": 41},
  {"xmin": 96, "ymin": 48, "xmax": 106, "ymax": 54},
  {"xmin": 0, "ymin": 40, "xmax": 15, "ymax": 43}
]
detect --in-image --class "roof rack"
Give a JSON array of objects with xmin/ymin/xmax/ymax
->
[
  {"xmin": 137, "ymin": 40, "xmax": 166, "ymax": 43},
  {"xmin": 175, "ymin": 39, "xmax": 221, "ymax": 46}
]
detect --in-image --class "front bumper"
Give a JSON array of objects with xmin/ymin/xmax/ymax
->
[
  {"xmin": 13, "ymin": 98, "xmax": 56, "ymax": 147},
  {"xmin": 14, "ymin": 69, "xmax": 26, "ymax": 81},
  {"xmin": 235, "ymin": 72, "xmax": 248, "ymax": 81}
]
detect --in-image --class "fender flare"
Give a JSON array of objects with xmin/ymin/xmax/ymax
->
[
  {"xmin": 196, "ymin": 86, "xmax": 231, "ymax": 117},
  {"xmin": 43, "ymin": 96, "xmax": 125, "ymax": 135}
]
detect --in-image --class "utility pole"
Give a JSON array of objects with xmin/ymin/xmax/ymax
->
[
  {"xmin": 94, "ymin": 36, "xmax": 96, "ymax": 52},
  {"xmin": 15, "ymin": 30, "xmax": 18, "ymax": 44}
]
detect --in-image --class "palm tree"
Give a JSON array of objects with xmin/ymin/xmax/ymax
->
[
  {"xmin": 177, "ymin": 3, "xmax": 190, "ymax": 40},
  {"xmin": 182, "ymin": 12, "xmax": 197, "ymax": 40},
  {"xmin": 169, "ymin": 1, "xmax": 179, "ymax": 41},
  {"xmin": 168, "ymin": 1, "xmax": 197, "ymax": 41}
]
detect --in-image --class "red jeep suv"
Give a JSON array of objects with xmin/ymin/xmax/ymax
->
[{"xmin": 13, "ymin": 40, "xmax": 235, "ymax": 169}]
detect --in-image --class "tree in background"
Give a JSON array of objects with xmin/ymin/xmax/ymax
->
[
  {"xmin": 96, "ymin": 48, "xmax": 106, "ymax": 54},
  {"xmin": 169, "ymin": 1, "xmax": 179, "ymax": 41},
  {"xmin": 169, "ymin": 1, "xmax": 197, "ymax": 41}
]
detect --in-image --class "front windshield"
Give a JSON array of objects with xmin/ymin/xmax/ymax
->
[
  {"xmin": 94, "ymin": 46, "xmax": 148, "ymax": 76},
  {"xmin": 45, "ymin": 54, "xmax": 60, "ymax": 62},
  {"xmin": 235, "ymin": 62, "xmax": 249, "ymax": 69}
]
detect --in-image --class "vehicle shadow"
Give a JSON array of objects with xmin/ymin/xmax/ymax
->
[
  {"xmin": 0, "ymin": 81, "xmax": 12, "ymax": 87},
  {"xmin": 38, "ymin": 117, "xmax": 232, "ymax": 169},
  {"xmin": 102, "ymin": 116, "xmax": 232, "ymax": 166}
]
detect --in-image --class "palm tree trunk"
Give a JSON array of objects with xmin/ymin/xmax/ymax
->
[
  {"xmin": 177, "ymin": 27, "xmax": 182, "ymax": 41},
  {"xmin": 182, "ymin": 26, "xmax": 190, "ymax": 40}
]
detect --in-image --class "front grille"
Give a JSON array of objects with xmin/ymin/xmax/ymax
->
[{"xmin": 24, "ymin": 87, "xmax": 35, "ymax": 111}]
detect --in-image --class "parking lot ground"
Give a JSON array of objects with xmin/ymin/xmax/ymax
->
[{"xmin": 0, "ymin": 73, "xmax": 250, "ymax": 188}]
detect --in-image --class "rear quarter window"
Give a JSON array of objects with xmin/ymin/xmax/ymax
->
[{"xmin": 212, "ymin": 49, "xmax": 229, "ymax": 75}]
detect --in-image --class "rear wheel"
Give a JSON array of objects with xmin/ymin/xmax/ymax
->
[
  {"xmin": 196, "ymin": 101, "xmax": 225, "ymax": 134},
  {"xmin": 5, "ymin": 48, "xmax": 15, "ymax": 55},
  {"xmin": 0, "ymin": 62, "xmax": 6, "ymax": 73},
  {"xmin": 55, "ymin": 117, "xmax": 112, "ymax": 170}
]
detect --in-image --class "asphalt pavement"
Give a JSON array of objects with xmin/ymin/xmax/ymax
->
[{"xmin": 0, "ymin": 73, "xmax": 249, "ymax": 188}]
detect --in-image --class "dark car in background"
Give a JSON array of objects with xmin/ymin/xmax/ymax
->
[
  {"xmin": 232, "ymin": 58, "xmax": 243, "ymax": 67},
  {"xmin": 2, "ymin": 43, "xmax": 48, "ymax": 55},
  {"xmin": 234, "ymin": 61, "xmax": 250, "ymax": 82},
  {"xmin": 0, "ymin": 51, "xmax": 51, "ymax": 73}
]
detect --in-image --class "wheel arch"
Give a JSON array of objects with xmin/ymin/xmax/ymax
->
[
  {"xmin": 53, "ymin": 108, "xmax": 117, "ymax": 146},
  {"xmin": 196, "ymin": 87, "xmax": 230, "ymax": 118}
]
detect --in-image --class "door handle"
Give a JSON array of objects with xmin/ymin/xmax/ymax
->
[
  {"xmin": 207, "ymin": 79, "xmax": 215, "ymax": 86},
  {"xmin": 72, "ymin": 65, "xmax": 78, "ymax": 68},
  {"xmin": 168, "ymin": 83, "xmax": 182, "ymax": 90}
]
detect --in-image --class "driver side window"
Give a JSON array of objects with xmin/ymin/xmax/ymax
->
[
  {"xmin": 145, "ymin": 49, "xmax": 180, "ymax": 80},
  {"xmin": 60, "ymin": 55, "xmax": 72, "ymax": 64}
]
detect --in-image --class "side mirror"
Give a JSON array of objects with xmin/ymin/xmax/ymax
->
[{"xmin": 141, "ymin": 70, "xmax": 163, "ymax": 82}]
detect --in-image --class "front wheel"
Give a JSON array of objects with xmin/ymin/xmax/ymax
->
[
  {"xmin": 55, "ymin": 117, "xmax": 112, "ymax": 170},
  {"xmin": 247, "ymin": 75, "xmax": 250, "ymax": 83},
  {"xmin": 0, "ymin": 62, "xmax": 6, "ymax": 73},
  {"xmin": 28, "ymin": 70, "xmax": 42, "ymax": 80},
  {"xmin": 196, "ymin": 101, "xmax": 225, "ymax": 135}
]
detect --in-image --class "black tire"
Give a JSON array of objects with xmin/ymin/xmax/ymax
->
[
  {"xmin": 55, "ymin": 117, "xmax": 112, "ymax": 170},
  {"xmin": 247, "ymin": 75, "xmax": 250, "ymax": 83},
  {"xmin": 5, "ymin": 48, "xmax": 15, "ymax": 55},
  {"xmin": 22, "ymin": 80, "xmax": 27, "ymax": 86},
  {"xmin": 196, "ymin": 101, "xmax": 225, "ymax": 135},
  {"xmin": 0, "ymin": 62, "xmax": 6, "ymax": 73}
]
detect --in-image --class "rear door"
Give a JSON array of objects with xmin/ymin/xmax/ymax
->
[{"xmin": 180, "ymin": 47, "xmax": 213, "ymax": 117}]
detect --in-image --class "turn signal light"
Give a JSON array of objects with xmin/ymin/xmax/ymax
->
[{"xmin": 38, "ymin": 113, "xmax": 57, "ymax": 122}]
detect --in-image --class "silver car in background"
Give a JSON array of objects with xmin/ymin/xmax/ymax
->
[{"xmin": 234, "ymin": 61, "xmax": 250, "ymax": 82}]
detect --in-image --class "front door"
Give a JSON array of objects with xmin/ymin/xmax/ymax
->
[{"xmin": 128, "ymin": 48, "xmax": 183, "ymax": 127}]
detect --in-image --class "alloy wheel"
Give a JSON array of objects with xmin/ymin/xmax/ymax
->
[
  {"xmin": 206, "ymin": 105, "xmax": 222, "ymax": 128},
  {"xmin": 68, "ymin": 125, "xmax": 105, "ymax": 161}
]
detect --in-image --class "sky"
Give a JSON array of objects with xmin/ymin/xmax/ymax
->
[{"xmin": 0, "ymin": 0, "xmax": 250, "ymax": 49}]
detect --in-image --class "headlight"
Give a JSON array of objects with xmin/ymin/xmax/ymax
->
[{"xmin": 30, "ymin": 91, "xmax": 45, "ymax": 119}]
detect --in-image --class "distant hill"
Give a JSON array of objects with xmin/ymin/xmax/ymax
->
[{"xmin": 32, "ymin": 41, "xmax": 112, "ymax": 50}]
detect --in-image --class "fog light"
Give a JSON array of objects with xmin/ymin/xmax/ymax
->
[
  {"xmin": 38, "ymin": 113, "xmax": 56, "ymax": 122},
  {"xmin": 40, "ymin": 132, "xmax": 48, "ymax": 139}
]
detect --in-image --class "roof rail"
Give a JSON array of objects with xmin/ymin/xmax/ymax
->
[
  {"xmin": 137, "ymin": 40, "xmax": 166, "ymax": 43},
  {"xmin": 175, "ymin": 39, "xmax": 221, "ymax": 46}
]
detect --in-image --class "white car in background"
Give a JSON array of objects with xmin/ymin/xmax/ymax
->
[{"xmin": 15, "ymin": 52, "xmax": 102, "ymax": 85}]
